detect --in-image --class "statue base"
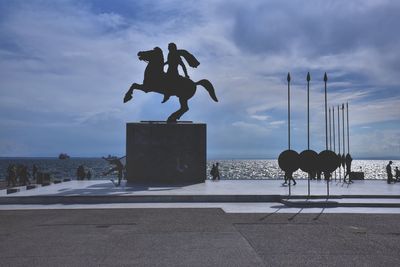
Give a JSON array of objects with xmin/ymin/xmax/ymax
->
[{"xmin": 126, "ymin": 121, "xmax": 206, "ymax": 184}]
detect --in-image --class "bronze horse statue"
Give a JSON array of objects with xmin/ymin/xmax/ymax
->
[{"xmin": 123, "ymin": 47, "xmax": 218, "ymax": 122}]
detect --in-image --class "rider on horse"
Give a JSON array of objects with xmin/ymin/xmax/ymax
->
[{"xmin": 162, "ymin": 43, "xmax": 200, "ymax": 103}]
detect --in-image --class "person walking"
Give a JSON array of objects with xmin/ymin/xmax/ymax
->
[
  {"xmin": 343, "ymin": 153, "xmax": 353, "ymax": 183},
  {"xmin": 6, "ymin": 164, "xmax": 16, "ymax": 187},
  {"xmin": 282, "ymin": 171, "xmax": 296, "ymax": 186},
  {"xmin": 32, "ymin": 164, "xmax": 38, "ymax": 181},
  {"xmin": 395, "ymin": 166, "xmax": 400, "ymax": 182},
  {"xmin": 210, "ymin": 163, "xmax": 221, "ymax": 181},
  {"xmin": 86, "ymin": 170, "xmax": 92, "ymax": 180},
  {"xmin": 386, "ymin": 161, "xmax": 393, "ymax": 184},
  {"xmin": 76, "ymin": 165, "xmax": 86, "ymax": 181},
  {"xmin": 210, "ymin": 164, "xmax": 216, "ymax": 181}
]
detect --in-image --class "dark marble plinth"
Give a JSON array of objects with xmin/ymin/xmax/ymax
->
[{"xmin": 126, "ymin": 122, "xmax": 206, "ymax": 184}]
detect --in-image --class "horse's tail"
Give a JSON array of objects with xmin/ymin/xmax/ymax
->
[{"xmin": 195, "ymin": 79, "xmax": 218, "ymax": 102}]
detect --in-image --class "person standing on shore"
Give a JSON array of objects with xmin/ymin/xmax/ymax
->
[
  {"xmin": 344, "ymin": 153, "xmax": 353, "ymax": 183},
  {"xmin": 210, "ymin": 164, "xmax": 216, "ymax": 180},
  {"xmin": 86, "ymin": 170, "xmax": 92, "ymax": 180},
  {"xmin": 210, "ymin": 163, "xmax": 221, "ymax": 181},
  {"xmin": 395, "ymin": 167, "xmax": 400, "ymax": 182},
  {"xmin": 32, "ymin": 164, "xmax": 37, "ymax": 180},
  {"xmin": 6, "ymin": 164, "xmax": 16, "ymax": 187},
  {"xmin": 215, "ymin": 162, "xmax": 221, "ymax": 181},
  {"xmin": 20, "ymin": 165, "xmax": 30, "ymax": 186},
  {"xmin": 386, "ymin": 161, "xmax": 393, "ymax": 184},
  {"xmin": 76, "ymin": 165, "xmax": 86, "ymax": 181}
]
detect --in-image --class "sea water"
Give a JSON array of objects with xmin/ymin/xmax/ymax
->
[{"xmin": 0, "ymin": 158, "xmax": 395, "ymax": 181}]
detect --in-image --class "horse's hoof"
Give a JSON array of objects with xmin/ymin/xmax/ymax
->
[{"xmin": 123, "ymin": 94, "xmax": 132, "ymax": 103}]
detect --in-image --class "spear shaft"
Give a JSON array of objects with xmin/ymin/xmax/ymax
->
[{"xmin": 287, "ymin": 73, "xmax": 291, "ymax": 150}]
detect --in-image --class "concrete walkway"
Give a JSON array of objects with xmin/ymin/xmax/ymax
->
[
  {"xmin": 1, "ymin": 180, "xmax": 400, "ymax": 211},
  {"xmin": 1, "ymin": 209, "xmax": 400, "ymax": 266},
  {"xmin": 2, "ymin": 179, "xmax": 400, "ymax": 197}
]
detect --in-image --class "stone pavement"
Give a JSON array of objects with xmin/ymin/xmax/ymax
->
[
  {"xmin": 2, "ymin": 180, "xmax": 400, "ymax": 197},
  {"xmin": 1, "ymin": 208, "xmax": 400, "ymax": 266},
  {"xmin": 1, "ymin": 180, "xmax": 400, "ymax": 208}
]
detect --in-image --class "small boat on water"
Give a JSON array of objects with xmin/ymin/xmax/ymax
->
[{"xmin": 58, "ymin": 153, "xmax": 70, "ymax": 160}]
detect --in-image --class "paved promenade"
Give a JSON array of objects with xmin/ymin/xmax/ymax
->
[
  {"xmin": 1, "ymin": 208, "xmax": 400, "ymax": 266},
  {"xmin": 1, "ymin": 180, "xmax": 400, "ymax": 266},
  {"xmin": 2, "ymin": 179, "xmax": 400, "ymax": 197},
  {"xmin": 1, "ymin": 179, "xmax": 400, "ymax": 212}
]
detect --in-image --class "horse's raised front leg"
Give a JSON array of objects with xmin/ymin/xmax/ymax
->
[
  {"xmin": 167, "ymin": 98, "xmax": 189, "ymax": 123},
  {"xmin": 123, "ymin": 83, "xmax": 145, "ymax": 103}
]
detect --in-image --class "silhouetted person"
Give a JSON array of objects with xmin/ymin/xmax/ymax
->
[
  {"xmin": 343, "ymin": 153, "xmax": 353, "ymax": 183},
  {"xmin": 20, "ymin": 165, "xmax": 30, "ymax": 186},
  {"xmin": 213, "ymin": 162, "xmax": 221, "ymax": 181},
  {"xmin": 15, "ymin": 164, "xmax": 22, "ymax": 185},
  {"xmin": 36, "ymin": 172, "xmax": 42, "ymax": 184},
  {"xmin": 162, "ymin": 43, "xmax": 200, "ymax": 103},
  {"xmin": 103, "ymin": 156, "xmax": 124, "ymax": 186},
  {"xmin": 386, "ymin": 161, "xmax": 393, "ymax": 184},
  {"xmin": 32, "ymin": 164, "xmax": 38, "ymax": 181},
  {"xmin": 210, "ymin": 164, "xmax": 216, "ymax": 180},
  {"xmin": 86, "ymin": 170, "xmax": 91, "ymax": 180},
  {"xmin": 283, "ymin": 171, "xmax": 296, "ymax": 186},
  {"xmin": 395, "ymin": 167, "xmax": 400, "ymax": 182},
  {"xmin": 76, "ymin": 165, "xmax": 86, "ymax": 181},
  {"xmin": 6, "ymin": 164, "xmax": 16, "ymax": 187}
]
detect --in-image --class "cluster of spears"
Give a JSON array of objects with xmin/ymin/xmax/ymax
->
[{"xmin": 278, "ymin": 72, "xmax": 352, "ymax": 196}]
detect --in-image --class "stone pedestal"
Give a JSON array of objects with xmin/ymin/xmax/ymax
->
[{"xmin": 126, "ymin": 122, "xmax": 206, "ymax": 184}]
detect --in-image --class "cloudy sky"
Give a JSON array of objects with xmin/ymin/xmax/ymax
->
[{"xmin": 0, "ymin": 0, "xmax": 399, "ymax": 159}]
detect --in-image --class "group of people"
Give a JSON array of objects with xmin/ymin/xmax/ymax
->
[
  {"xmin": 386, "ymin": 161, "xmax": 400, "ymax": 184},
  {"xmin": 5, "ymin": 164, "xmax": 54, "ymax": 187},
  {"xmin": 5, "ymin": 164, "xmax": 40, "ymax": 187},
  {"xmin": 76, "ymin": 165, "xmax": 91, "ymax": 180}
]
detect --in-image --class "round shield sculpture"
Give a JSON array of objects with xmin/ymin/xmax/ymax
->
[
  {"xmin": 299, "ymin": 150, "xmax": 319, "ymax": 173},
  {"xmin": 318, "ymin": 150, "xmax": 340, "ymax": 173},
  {"xmin": 278, "ymin": 150, "xmax": 300, "ymax": 173}
]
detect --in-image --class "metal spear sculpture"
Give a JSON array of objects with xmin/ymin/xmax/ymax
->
[
  {"xmin": 344, "ymin": 102, "xmax": 353, "ymax": 183},
  {"xmin": 329, "ymin": 107, "xmax": 332, "ymax": 150},
  {"xmin": 342, "ymin": 103, "xmax": 346, "ymax": 178},
  {"xmin": 337, "ymin": 105, "xmax": 341, "ymax": 182},
  {"xmin": 278, "ymin": 73, "xmax": 300, "ymax": 197},
  {"xmin": 299, "ymin": 72, "xmax": 318, "ymax": 196},
  {"xmin": 332, "ymin": 106, "xmax": 336, "ymax": 180},
  {"xmin": 318, "ymin": 73, "xmax": 339, "ymax": 197}
]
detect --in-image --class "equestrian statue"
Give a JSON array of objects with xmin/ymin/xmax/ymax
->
[{"xmin": 123, "ymin": 43, "xmax": 218, "ymax": 123}]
